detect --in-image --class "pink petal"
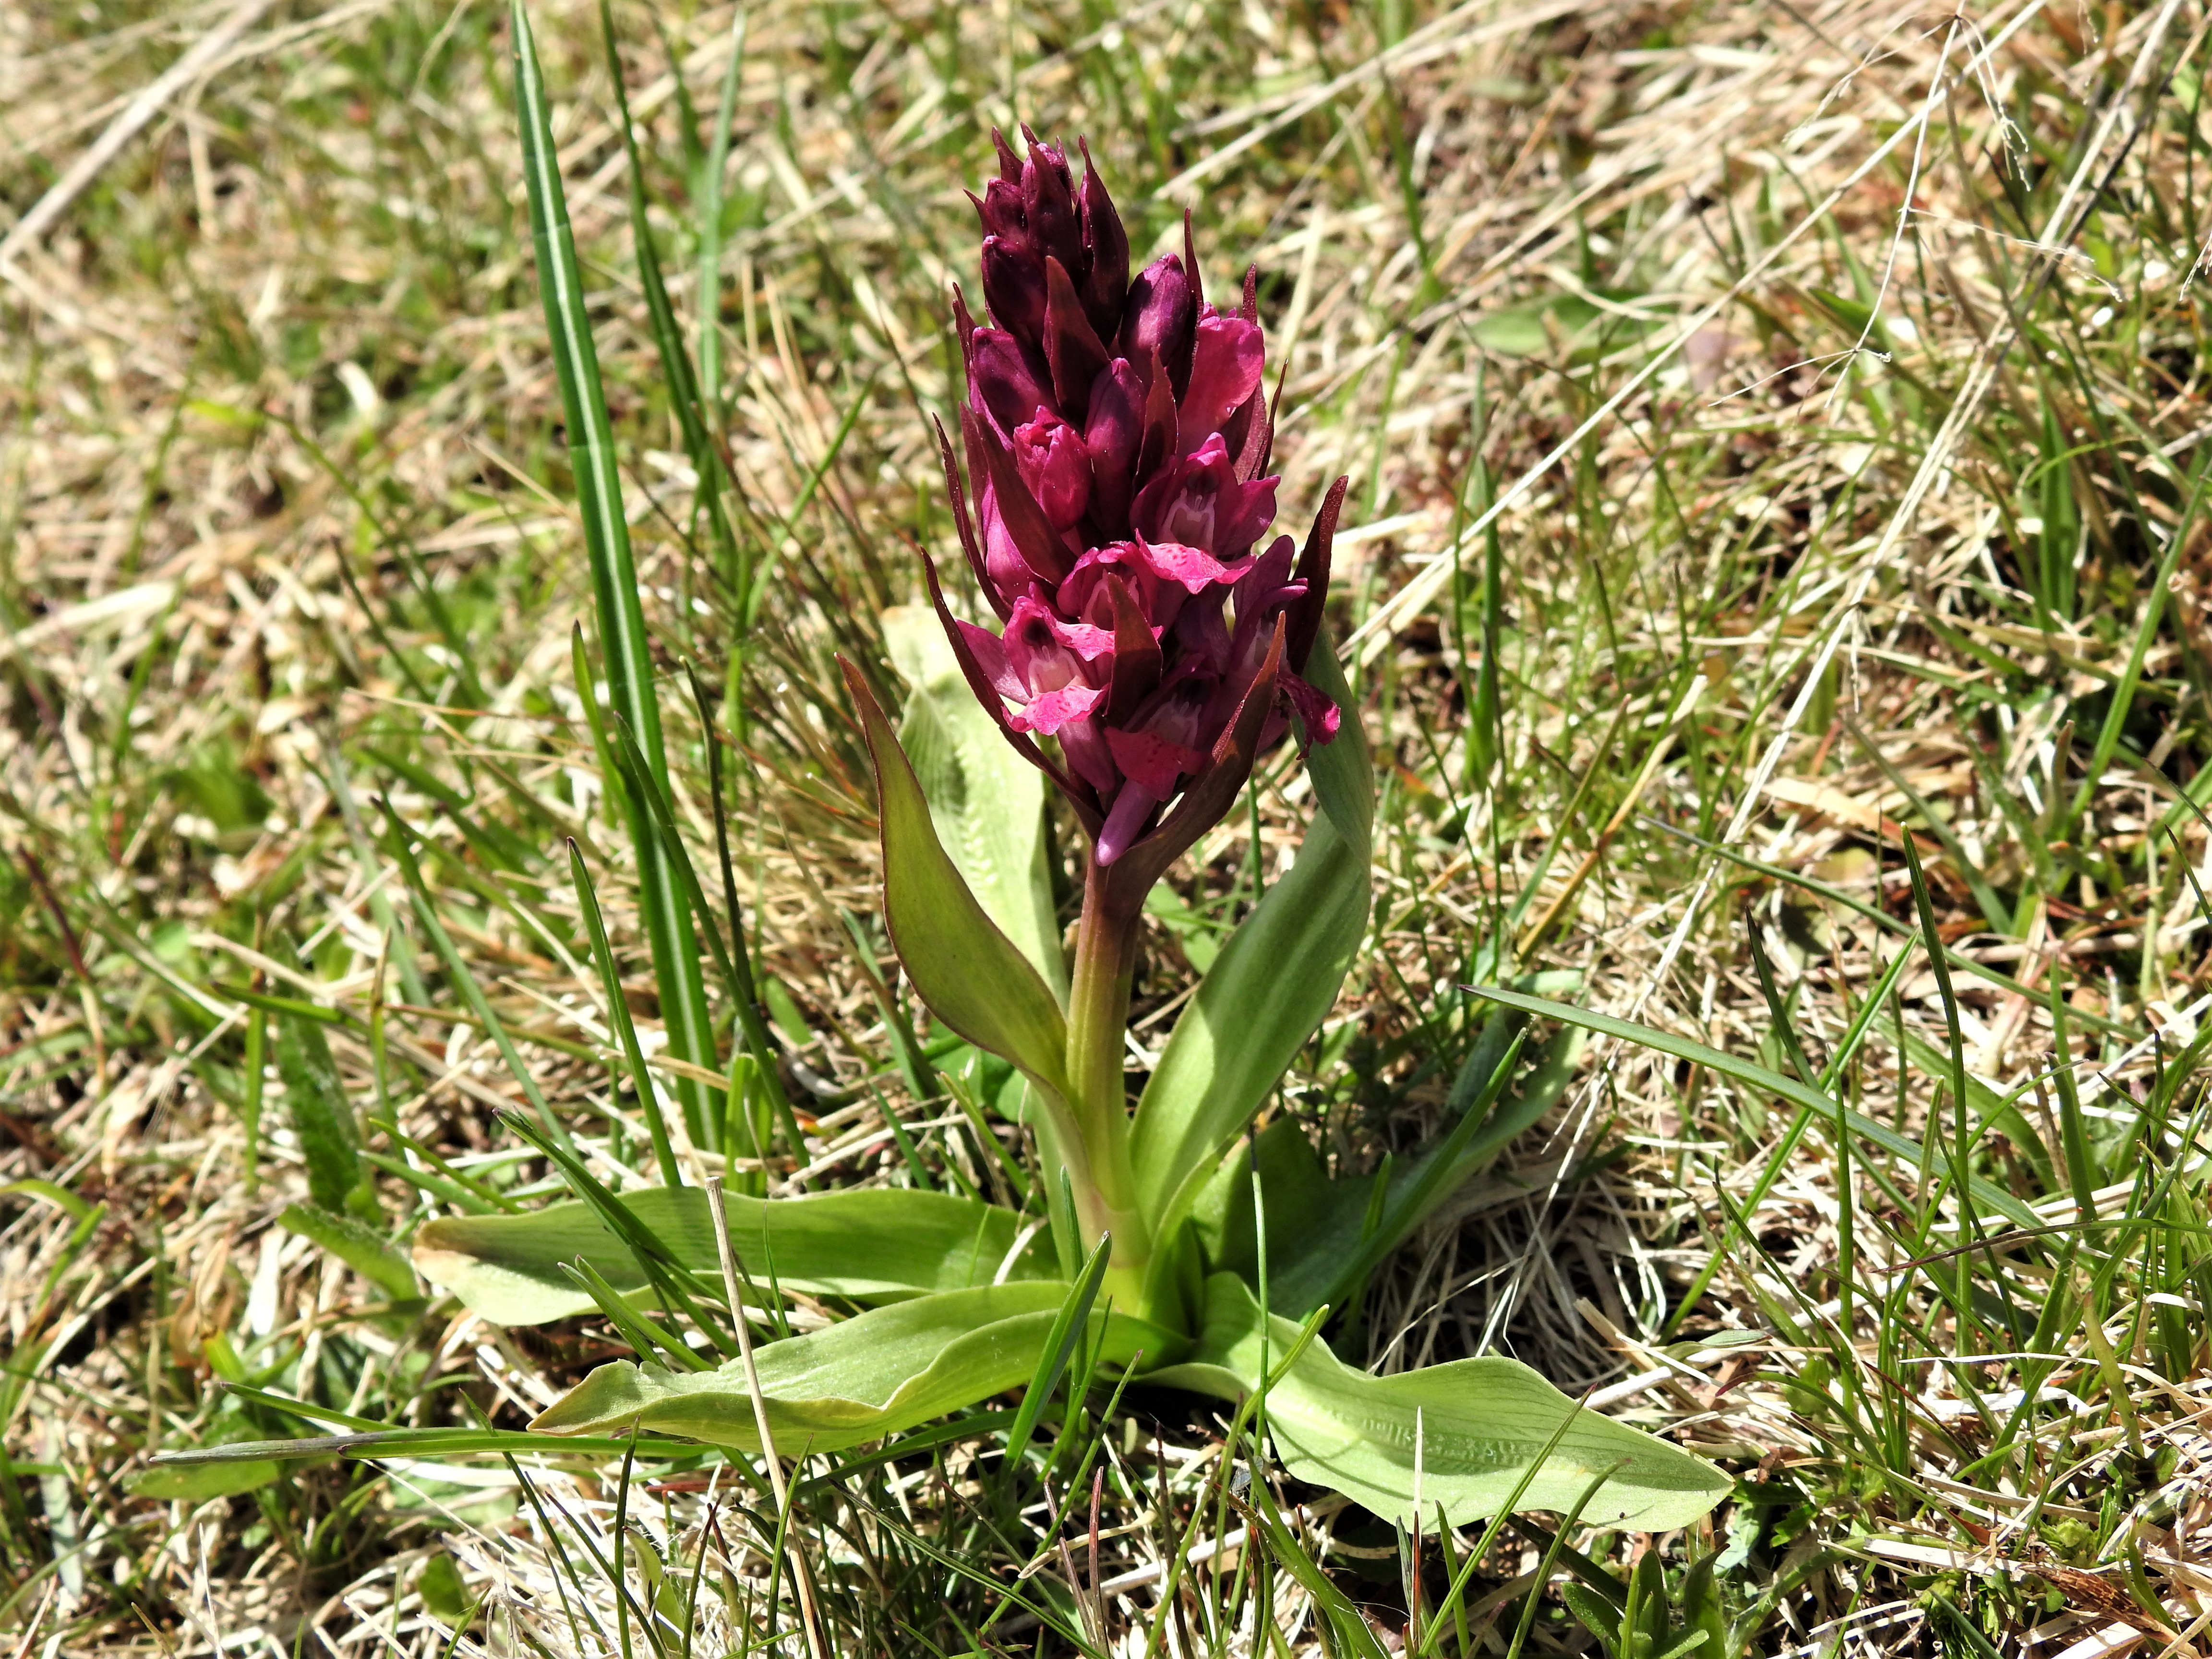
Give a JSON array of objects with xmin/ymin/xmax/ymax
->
[
  {"xmin": 1138, "ymin": 536, "xmax": 1241, "ymax": 594},
  {"xmin": 1131, "ymin": 434, "xmax": 1279, "ymax": 559},
  {"xmin": 1179, "ymin": 313, "xmax": 1264, "ymax": 446},
  {"xmin": 1281, "ymin": 668, "xmax": 1341, "ymax": 744},
  {"xmin": 1004, "ymin": 597, "xmax": 1112, "ymax": 689},
  {"xmin": 1013, "ymin": 409, "xmax": 1092, "ymax": 531},
  {"xmin": 1010, "ymin": 682, "xmax": 1106, "ymax": 736},
  {"xmin": 1056, "ymin": 620, "xmax": 1117, "ymax": 661},
  {"xmin": 1059, "ymin": 718, "xmax": 1119, "ymax": 796}
]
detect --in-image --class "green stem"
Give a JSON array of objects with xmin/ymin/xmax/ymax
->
[{"xmin": 1062, "ymin": 857, "xmax": 1151, "ymax": 1304}]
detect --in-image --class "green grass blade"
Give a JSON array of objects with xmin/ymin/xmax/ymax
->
[
  {"xmin": 1901, "ymin": 832, "xmax": 1981, "ymax": 1246},
  {"xmin": 565, "ymin": 838, "xmax": 684, "ymax": 1189},
  {"xmin": 745, "ymin": 373, "xmax": 880, "ymax": 629},
  {"xmin": 358, "ymin": 1150, "xmax": 498, "ymax": 1215},
  {"xmin": 2045, "ymin": 970, "xmax": 2101, "ymax": 1214},
  {"xmin": 1847, "ymin": 721, "xmax": 2013, "ymax": 935},
  {"xmin": 685, "ymin": 660, "xmax": 802, "ymax": 1153},
  {"xmin": 1001, "ymin": 1232, "xmax": 1112, "ymax": 1474},
  {"xmin": 557, "ymin": 1258, "xmax": 713, "ymax": 1372},
  {"xmin": 499, "ymin": 1111, "xmax": 739, "ymax": 1359},
  {"xmin": 380, "ymin": 800, "xmax": 574, "ymax": 1153},
  {"xmin": 1642, "ymin": 815, "xmax": 2137, "ymax": 1037},
  {"xmin": 149, "ymin": 1428, "xmax": 700, "ymax": 1464},
  {"xmin": 1744, "ymin": 905, "xmax": 1819, "ymax": 1084},
  {"xmin": 597, "ymin": 0, "xmax": 738, "ymax": 587},
  {"xmin": 1662, "ymin": 936, "xmax": 1920, "ymax": 1339},
  {"xmin": 697, "ymin": 10, "xmax": 745, "ymax": 411},
  {"xmin": 607, "ymin": 711, "xmax": 804, "ymax": 1166},
  {"xmin": 511, "ymin": 0, "xmax": 717, "ymax": 1147},
  {"xmin": 1466, "ymin": 985, "xmax": 2042, "ymax": 1230},
  {"xmin": 1309, "ymin": 1027, "xmax": 1529, "ymax": 1317},
  {"xmin": 2063, "ymin": 451, "xmax": 2209, "ymax": 837}
]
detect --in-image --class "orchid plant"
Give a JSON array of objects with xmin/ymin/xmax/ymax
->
[{"xmin": 414, "ymin": 109, "xmax": 1726, "ymax": 1535}]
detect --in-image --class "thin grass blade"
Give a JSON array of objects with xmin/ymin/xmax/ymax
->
[{"xmin": 511, "ymin": 0, "xmax": 718, "ymax": 1144}]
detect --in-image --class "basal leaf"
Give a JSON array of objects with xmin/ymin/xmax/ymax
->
[
  {"xmin": 414, "ymin": 1186, "xmax": 1052, "ymax": 1325},
  {"xmin": 279, "ymin": 1203, "xmax": 418, "ymax": 1302},
  {"xmin": 530, "ymin": 1283, "xmax": 1178, "ymax": 1453},
  {"xmin": 883, "ymin": 606, "xmax": 1066, "ymax": 1002},
  {"xmin": 1130, "ymin": 643, "xmax": 1372, "ymax": 1243},
  {"xmin": 1153, "ymin": 1275, "xmax": 1728, "ymax": 1531},
  {"xmin": 842, "ymin": 661, "xmax": 1072, "ymax": 1102}
]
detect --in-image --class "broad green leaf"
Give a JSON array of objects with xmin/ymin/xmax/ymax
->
[
  {"xmin": 128, "ymin": 1457, "xmax": 284, "ymax": 1501},
  {"xmin": 530, "ymin": 1283, "xmax": 1178, "ymax": 1453},
  {"xmin": 1131, "ymin": 643, "xmax": 1372, "ymax": 1242},
  {"xmin": 1153, "ymin": 1274, "xmax": 1728, "ymax": 1530},
  {"xmin": 1190, "ymin": 1118, "xmax": 1363, "ymax": 1311},
  {"xmin": 844, "ymin": 663, "xmax": 1072, "ymax": 1102},
  {"xmin": 279, "ymin": 1203, "xmax": 418, "ymax": 1302},
  {"xmin": 1468, "ymin": 985, "xmax": 2044, "ymax": 1229},
  {"xmin": 276, "ymin": 1012, "xmax": 373, "ymax": 1219},
  {"xmin": 883, "ymin": 606, "xmax": 1065, "ymax": 1002},
  {"xmin": 414, "ymin": 1186, "xmax": 1051, "ymax": 1325}
]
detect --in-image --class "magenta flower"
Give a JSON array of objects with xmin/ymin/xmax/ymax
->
[{"xmin": 927, "ymin": 129, "xmax": 1344, "ymax": 874}]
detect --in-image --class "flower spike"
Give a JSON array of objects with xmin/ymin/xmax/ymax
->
[{"xmin": 930, "ymin": 130, "xmax": 1338, "ymax": 872}]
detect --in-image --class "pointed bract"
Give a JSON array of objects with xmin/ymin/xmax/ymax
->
[{"xmin": 1076, "ymin": 139, "xmax": 1130, "ymax": 344}]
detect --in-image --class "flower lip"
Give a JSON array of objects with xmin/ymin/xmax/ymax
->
[{"xmin": 1131, "ymin": 434, "xmax": 1278, "ymax": 562}]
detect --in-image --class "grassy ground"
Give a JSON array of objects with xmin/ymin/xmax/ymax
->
[{"xmin": 5, "ymin": 0, "xmax": 2212, "ymax": 1652}]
